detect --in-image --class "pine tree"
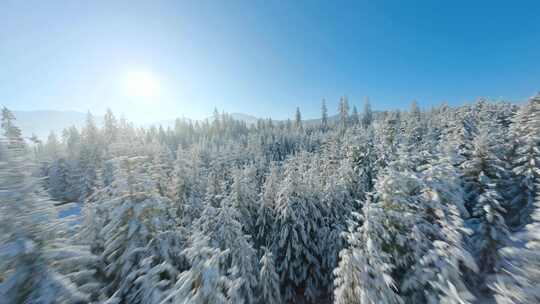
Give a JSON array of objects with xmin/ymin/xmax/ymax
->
[
  {"xmin": 1, "ymin": 106, "xmax": 23, "ymax": 146},
  {"xmin": 347, "ymin": 129, "xmax": 378, "ymax": 201},
  {"xmin": 492, "ymin": 191, "xmax": 540, "ymax": 303},
  {"xmin": 319, "ymin": 156, "xmax": 354, "ymax": 260},
  {"xmin": 507, "ymin": 94, "xmax": 540, "ymax": 228},
  {"xmin": 65, "ymin": 159, "xmax": 82, "ymax": 201},
  {"xmin": 321, "ymin": 99, "xmax": 329, "ymax": 131},
  {"xmin": 104, "ymin": 108, "xmax": 119, "ymax": 146},
  {"xmin": 165, "ymin": 234, "xmax": 234, "ymax": 304},
  {"xmin": 461, "ymin": 121, "xmax": 510, "ymax": 292},
  {"xmin": 227, "ymin": 165, "xmax": 259, "ymax": 235},
  {"xmin": 195, "ymin": 203, "xmax": 258, "ymax": 304},
  {"xmin": 273, "ymin": 152, "xmax": 325, "ymax": 302},
  {"xmin": 149, "ymin": 140, "xmax": 173, "ymax": 196},
  {"xmin": 294, "ymin": 107, "xmax": 302, "ymax": 130},
  {"xmin": 255, "ymin": 165, "xmax": 280, "ymax": 248},
  {"xmin": 48, "ymin": 157, "xmax": 69, "ymax": 201},
  {"xmin": 45, "ymin": 131, "xmax": 61, "ymax": 159},
  {"xmin": 168, "ymin": 145, "xmax": 204, "ymax": 225},
  {"xmin": 351, "ymin": 105, "xmax": 359, "ymax": 125},
  {"xmin": 213, "ymin": 107, "xmax": 221, "ymax": 132},
  {"xmin": 442, "ymin": 106, "xmax": 477, "ymax": 168},
  {"xmin": 361, "ymin": 97, "xmax": 373, "ymax": 129},
  {"xmin": 374, "ymin": 111, "xmax": 401, "ymax": 167},
  {"xmin": 127, "ymin": 230, "xmax": 187, "ymax": 304},
  {"xmin": 404, "ymin": 100, "xmax": 425, "ymax": 147},
  {"xmin": 339, "ymin": 96, "xmax": 350, "ymax": 129},
  {"xmin": 81, "ymin": 156, "xmax": 175, "ymax": 302},
  {"xmin": 205, "ymin": 170, "xmax": 226, "ymax": 208},
  {"xmin": 333, "ymin": 196, "xmax": 402, "ymax": 304},
  {"xmin": 258, "ymin": 247, "xmax": 282, "ymax": 304},
  {"xmin": 79, "ymin": 112, "xmax": 102, "ymax": 201},
  {"xmin": 403, "ymin": 149, "xmax": 477, "ymax": 303}
]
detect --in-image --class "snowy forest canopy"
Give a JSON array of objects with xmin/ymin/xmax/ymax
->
[{"xmin": 1, "ymin": 94, "xmax": 540, "ymax": 304}]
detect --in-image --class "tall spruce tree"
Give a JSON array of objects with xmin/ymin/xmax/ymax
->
[
  {"xmin": 507, "ymin": 94, "xmax": 540, "ymax": 228},
  {"xmin": 258, "ymin": 247, "xmax": 282, "ymax": 304},
  {"xmin": 321, "ymin": 98, "xmax": 329, "ymax": 131}
]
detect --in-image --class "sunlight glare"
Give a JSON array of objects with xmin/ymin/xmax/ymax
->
[{"xmin": 123, "ymin": 69, "xmax": 160, "ymax": 99}]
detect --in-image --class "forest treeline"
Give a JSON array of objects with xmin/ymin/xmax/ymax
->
[{"xmin": 1, "ymin": 95, "xmax": 540, "ymax": 303}]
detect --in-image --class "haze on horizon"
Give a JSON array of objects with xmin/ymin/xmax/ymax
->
[{"xmin": 1, "ymin": 0, "xmax": 539, "ymax": 123}]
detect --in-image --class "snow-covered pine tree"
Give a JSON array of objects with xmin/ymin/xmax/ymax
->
[
  {"xmin": 165, "ymin": 233, "xmax": 234, "ymax": 304},
  {"xmin": 492, "ymin": 188, "xmax": 540, "ymax": 303},
  {"xmin": 272, "ymin": 152, "xmax": 325, "ymax": 303},
  {"xmin": 460, "ymin": 120, "xmax": 510, "ymax": 294},
  {"xmin": 48, "ymin": 156, "xmax": 69, "ymax": 201},
  {"xmin": 149, "ymin": 139, "xmax": 173, "ymax": 197},
  {"xmin": 127, "ymin": 230, "xmax": 188, "ymax": 304},
  {"xmin": 258, "ymin": 247, "xmax": 282, "ymax": 304},
  {"xmin": 402, "ymin": 147, "xmax": 477, "ymax": 303},
  {"xmin": 227, "ymin": 165, "xmax": 259, "ymax": 235},
  {"xmin": 81, "ymin": 156, "xmax": 176, "ymax": 302},
  {"xmin": 321, "ymin": 99, "xmax": 329, "ymax": 131},
  {"xmin": 45, "ymin": 130, "xmax": 62, "ymax": 159},
  {"xmin": 371, "ymin": 153, "xmax": 426, "ymax": 284},
  {"xmin": 441, "ymin": 106, "xmax": 477, "ymax": 169},
  {"xmin": 295, "ymin": 107, "xmax": 302, "ymax": 130},
  {"xmin": 60, "ymin": 127, "xmax": 83, "ymax": 201},
  {"xmin": 255, "ymin": 165, "xmax": 280, "ymax": 248},
  {"xmin": 103, "ymin": 108, "xmax": 119, "ymax": 147},
  {"xmin": 333, "ymin": 195, "xmax": 403, "ymax": 304},
  {"xmin": 205, "ymin": 170, "xmax": 226, "ymax": 208},
  {"xmin": 317, "ymin": 151, "xmax": 355, "ymax": 294},
  {"xmin": 168, "ymin": 145, "xmax": 204, "ymax": 226},
  {"xmin": 351, "ymin": 105, "xmax": 359, "ymax": 125},
  {"xmin": 79, "ymin": 111, "xmax": 102, "ymax": 201},
  {"xmin": 1, "ymin": 106, "xmax": 23, "ymax": 147},
  {"xmin": 423, "ymin": 106, "xmax": 443, "ymax": 149},
  {"xmin": 374, "ymin": 111, "xmax": 401, "ymax": 167},
  {"xmin": 338, "ymin": 96, "xmax": 350, "ymax": 129},
  {"xmin": 346, "ymin": 128, "xmax": 378, "ymax": 201},
  {"xmin": 404, "ymin": 100, "xmax": 425, "ymax": 147},
  {"xmin": 507, "ymin": 94, "xmax": 540, "ymax": 228},
  {"xmin": 195, "ymin": 202, "xmax": 258, "ymax": 304},
  {"xmin": 361, "ymin": 97, "xmax": 373, "ymax": 130}
]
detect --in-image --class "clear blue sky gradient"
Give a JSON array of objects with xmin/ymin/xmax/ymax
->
[{"xmin": 1, "ymin": 0, "xmax": 539, "ymax": 122}]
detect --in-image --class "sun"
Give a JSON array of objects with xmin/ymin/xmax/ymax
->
[{"xmin": 123, "ymin": 69, "xmax": 160, "ymax": 99}]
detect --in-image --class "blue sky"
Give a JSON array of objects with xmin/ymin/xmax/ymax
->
[{"xmin": 1, "ymin": 1, "xmax": 539, "ymax": 122}]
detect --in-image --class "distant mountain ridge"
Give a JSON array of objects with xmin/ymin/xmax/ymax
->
[
  {"xmin": 12, "ymin": 110, "xmax": 349, "ymax": 140},
  {"xmin": 12, "ymin": 110, "xmax": 262, "ymax": 140}
]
